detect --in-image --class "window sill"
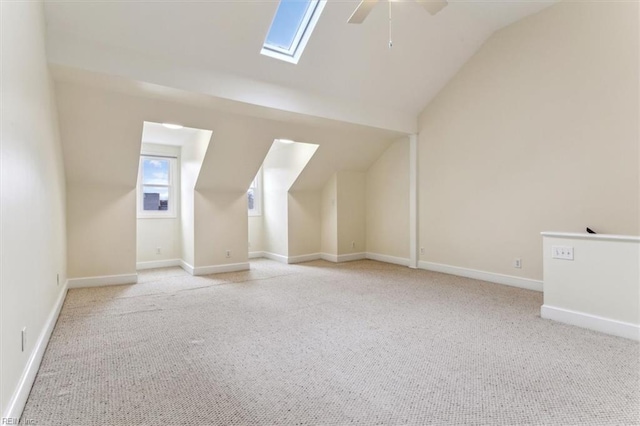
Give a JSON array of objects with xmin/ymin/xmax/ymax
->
[{"xmin": 138, "ymin": 214, "xmax": 177, "ymax": 219}]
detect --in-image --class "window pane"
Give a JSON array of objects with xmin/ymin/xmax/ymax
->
[
  {"xmin": 265, "ymin": 0, "xmax": 313, "ymax": 51},
  {"xmin": 247, "ymin": 188, "xmax": 255, "ymax": 211},
  {"xmin": 143, "ymin": 186, "xmax": 169, "ymax": 211},
  {"xmin": 142, "ymin": 158, "xmax": 170, "ymax": 185}
]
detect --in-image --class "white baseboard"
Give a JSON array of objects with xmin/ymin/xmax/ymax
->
[
  {"xmin": 136, "ymin": 259, "xmax": 181, "ymax": 270},
  {"xmin": 3, "ymin": 281, "xmax": 68, "ymax": 420},
  {"xmin": 541, "ymin": 305, "xmax": 640, "ymax": 341},
  {"xmin": 320, "ymin": 253, "xmax": 338, "ymax": 262},
  {"xmin": 337, "ymin": 252, "xmax": 367, "ymax": 262},
  {"xmin": 248, "ymin": 251, "xmax": 264, "ymax": 259},
  {"xmin": 67, "ymin": 273, "xmax": 138, "ymax": 289},
  {"xmin": 418, "ymin": 261, "xmax": 543, "ymax": 292},
  {"xmin": 366, "ymin": 252, "xmax": 410, "ymax": 267},
  {"xmin": 193, "ymin": 262, "xmax": 250, "ymax": 275},
  {"xmin": 179, "ymin": 260, "xmax": 194, "ymax": 275},
  {"xmin": 319, "ymin": 252, "xmax": 366, "ymax": 263},
  {"xmin": 255, "ymin": 252, "xmax": 322, "ymax": 264},
  {"xmin": 261, "ymin": 252, "xmax": 288, "ymax": 264},
  {"xmin": 287, "ymin": 253, "xmax": 322, "ymax": 264}
]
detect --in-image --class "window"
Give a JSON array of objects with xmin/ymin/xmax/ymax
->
[
  {"xmin": 261, "ymin": 0, "xmax": 327, "ymax": 64},
  {"xmin": 248, "ymin": 170, "xmax": 262, "ymax": 216},
  {"xmin": 138, "ymin": 155, "xmax": 176, "ymax": 218}
]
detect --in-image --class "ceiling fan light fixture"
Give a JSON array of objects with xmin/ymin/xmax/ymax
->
[{"xmin": 348, "ymin": 0, "xmax": 447, "ymax": 24}]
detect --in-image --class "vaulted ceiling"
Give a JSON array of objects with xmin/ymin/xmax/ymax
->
[{"xmin": 44, "ymin": 0, "xmax": 554, "ymax": 133}]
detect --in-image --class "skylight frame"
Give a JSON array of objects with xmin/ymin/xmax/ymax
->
[{"xmin": 261, "ymin": 0, "xmax": 327, "ymax": 65}]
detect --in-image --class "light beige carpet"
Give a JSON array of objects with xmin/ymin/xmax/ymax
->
[{"xmin": 23, "ymin": 259, "xmax": 639, "ymax": 425}]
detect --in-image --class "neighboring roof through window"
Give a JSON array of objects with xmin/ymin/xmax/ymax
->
[{"xmin": 261, "ymin": 0, "xmax": 326, "ymax": 64}]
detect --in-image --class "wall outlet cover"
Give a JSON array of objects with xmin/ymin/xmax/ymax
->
[{"xmin": 552, "ymin": 245, "xmax": 574, "ymax": 260}]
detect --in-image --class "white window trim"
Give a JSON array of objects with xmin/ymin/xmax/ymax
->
[
  {"xmin": 248, "ymin": 168, "xmax": 262, "ymax": 217},
  {"xmin": 137, "ymin": 155, "xmax": 177, "ymax": 219},
  {"xmin": 260, "ymin": 0, "xmax": 327, "ymax": 65}
]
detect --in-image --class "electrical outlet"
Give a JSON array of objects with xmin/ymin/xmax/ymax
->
[
  {"xmin": 225, "ymin": 250, "xmax": 231, "ymax": 258},
  {"xmin": 156, "ymin": 247, "xmax": 162, "ymax": 255},
  {"xmin": 420, "ymin": 247, "xmax": 425, "ymax": 255},
  {"xmin": 514, "ymin": 258, "xmax": 522, "ymax": 269},
  {"xmin": 351, "ymin": 241, "xmax": 356, "ymax": 249},
  {"xmin": 21, "ymin": 327, "xmax": 27, "ymax": 352},
  {"xmin": 552, "ymin": 245, "xmax": 574, "ymax": 260}
]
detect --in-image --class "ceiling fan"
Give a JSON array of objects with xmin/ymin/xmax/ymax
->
[{"xmin": 348, "ymin": 0, "xmax": 448, "ymax": 24}]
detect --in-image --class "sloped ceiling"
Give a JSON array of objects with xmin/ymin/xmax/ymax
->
[
  {"xmin": 43, "ymin": 0, "xmax": 554, "ymax": 132},
  {"xmin": 142, "ymin": 122, "xmax": 200, "ymax": 147},
  {"xmin": 53, "ymin": 67, "xmax": 404, "ymax": 192}
]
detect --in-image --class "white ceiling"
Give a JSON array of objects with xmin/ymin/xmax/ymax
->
[
  {"xmin": 141, "ymin": 122, "xmax": 201, "ymax": 147},
  {"xmin": 44, "ymin": 0, "xmax": 554, "ymax": 130}
]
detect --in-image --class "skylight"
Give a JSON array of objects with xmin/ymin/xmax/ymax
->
[{"xmin": 261, "ymin": 0, "xmax": 326, "ymax": 64}]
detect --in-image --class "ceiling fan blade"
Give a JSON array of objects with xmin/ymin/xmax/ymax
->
[
  {"xmin": 416, "ymin": 0, "xmax": 448, "ymax": 16},
  {"xmin": 347, "ymin": 0, "xmax": 379, "ymax": 24}
]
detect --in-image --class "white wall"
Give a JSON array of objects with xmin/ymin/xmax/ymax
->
[
  {"xmin": 248, "ymin": 168, "xmax": 264, "ymax": 254},
  {"xmin": 320, "ymin": 174, "xmax": 338, "ymax": 255},
  {"xmin": 194, "ymin": 190, "xmax": 249, "ymax": 267},
  {"xmin": 248, "ymin": 216, "xmax": 264, "ymax": 254},
  {"xmin": 137, "ymin": 143, "xmax": 181, "ymax": 264},
  {"xmin": 288, "ymin": 191, "xmax": 322, "ymax": 257},
  {"xmin": 336, "ymin": 171, "xmax": 366, "ymax": 255},
  {"xmin": 180, "ymin": 130, "xmax": 211, "ymax": 266},
  {"xmin": 366, "ymin": 139, "xmax": 410, "ymax": 259},
  {"xmin": 418, "ymin": 1, "xmax": 639, "ymax": 281},
  {"xmin": 55, "ymin": 78, "xmax": 396, "ymax": 277},
  {"xmin": 1, "ymin": 1, "xmax": 67, "ymax": 417},
  {"xmin": 67, "ymin": 185, "xmax": 136, "ymax": 277},
  {"xmin": 262, "ymin": 141, "xmax": 318, "ymax": 257},
  {"xmin": 541, "ymin": 233, "xmax": 639, "ymax": 339}
]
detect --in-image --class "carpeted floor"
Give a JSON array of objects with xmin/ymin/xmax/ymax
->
[{"xmin": 23, "ymin": 259, "xmax": 639, "ymax": 425}]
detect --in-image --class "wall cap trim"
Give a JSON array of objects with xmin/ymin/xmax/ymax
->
[{"xmin": 541, "ymin": 232, "xmax": 640, "ymax": 243}]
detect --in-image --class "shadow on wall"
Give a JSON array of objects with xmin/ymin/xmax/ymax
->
[{"xmin": 250, "ymin": 139, "xmax": 319, "ymax": 259}]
